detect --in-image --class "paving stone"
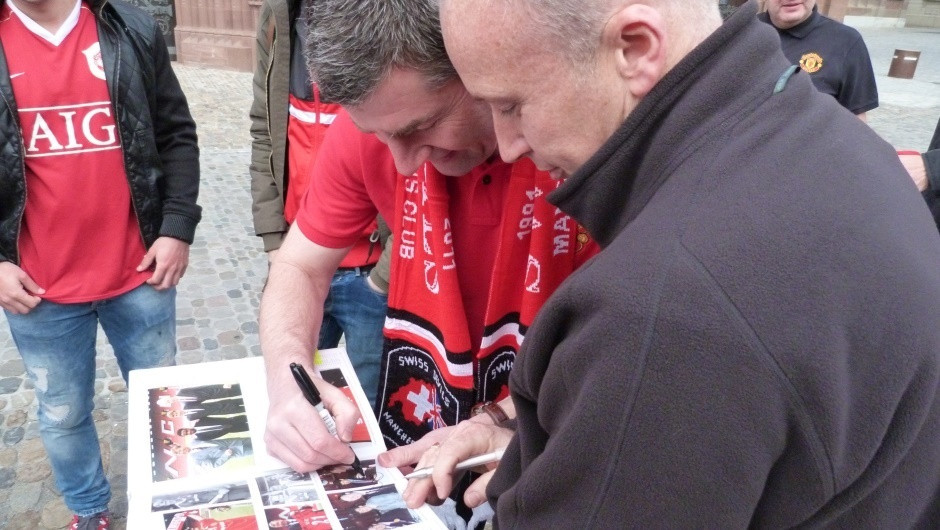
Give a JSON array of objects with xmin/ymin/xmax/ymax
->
[
  {"xmin": 217, "ymin": 330, "xmax": 244, "ymax": 345},
  {"xmin": 0, "ymin": 377, "xmax": 22, "ymax": 395},
  {"xmin": 0, "ymin": 466, "xmax": 14, "ymax": 488},
  {"xmin": 18, "ymin": 438, "xmax": 46, "ymax": 463},
  {"xmin": 40, "ymin": 498, "xmax": 71, "ymax": 529},
  {"xmin": 7, "ymin": 480, "xmax": 41, "ymax": 513},
  {"xmin": 0, "ymin": 447, "xmax": 15, "ymax": 467},
  {"xmin": 221, "ymin": 345, "xmax": 249, "ymax": 360},
  {"xmin": 3, "ymin": 427, "xmax": 24, "ymax": 446},
  {"xmin": 5, "ymin": 409, "xmax": 26, "ymax": 428},
  {"xmin": 0, "ymin": 359, "xmax": 24, "ymax": 377},
  {"xmin": 17, "ymin": 458, "xmax": 51, "ymax": 483},
  {"xmin": 11, "ymin": 392, "xmax": 33, "ymax": 409},
  {"xmin": 6, "ymin": 511, "xmax": 43, "ymax": 530},
  {"xmin": 178, "ymin": 350, "xmax": 205, "ymax": 365},
  {"xmin": 177, "ymin": 336, "xmax": 200, "ymax": 351}
]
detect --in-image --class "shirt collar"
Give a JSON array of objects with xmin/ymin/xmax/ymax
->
[
  {"xmin": 6, "ymin": 0, "xmax": 83, "ymax": 46},
  {"xmin": 783, "ymin": 5, "xmax": 821, "ymax": 39},
  {"xmin": 758, "ymin": 4, "xmax": 820, "ymax": 39}
]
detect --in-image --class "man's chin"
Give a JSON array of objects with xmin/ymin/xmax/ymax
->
[{"xmin": 430, "ymin": 154, "xmax": 486, "ymax": 177}]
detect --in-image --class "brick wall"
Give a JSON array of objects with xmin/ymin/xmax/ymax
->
[{"xmin": 174, "ymin": 0, "xmax": 262, "ymax": 71}]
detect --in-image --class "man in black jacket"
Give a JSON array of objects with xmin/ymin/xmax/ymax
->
[
  {"xmin": 405, "ymin": 0, "xmax": 940, "ymax": 526},
  {"xmin": 0, "ymin": 0, "xmax": 199, "ymax": 527}
]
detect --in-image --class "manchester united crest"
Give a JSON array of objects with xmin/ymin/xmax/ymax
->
[
  {"xmin": 82, "ymin": 43, "xmax": 107, "ymax": 81},
  {"xmin": 799, "ymin": 52, "xmax": 823, "ymax": 74}
]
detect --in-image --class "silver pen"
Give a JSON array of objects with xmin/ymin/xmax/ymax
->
[{"xmin": 404, "ymin": 449, "xmax": 505, "ymax": 480}]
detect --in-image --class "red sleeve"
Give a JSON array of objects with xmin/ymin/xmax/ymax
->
[{"xmin": 295, "ymin": 110, "xmax": 399, "ymax": 248}]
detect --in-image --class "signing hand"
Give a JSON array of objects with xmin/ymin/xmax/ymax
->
[
  {"xmin": 138, "ymin": 236, "xmax": 190, "ymax": 290},
  {"xmin": 0, "ymin": 261, "xmax": 44, "ymax": 314},
  {"xmin": 263, "ymin": 370, "xmax": 361, "ymax": 472}
]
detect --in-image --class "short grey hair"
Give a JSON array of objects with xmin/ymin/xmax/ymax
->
[
  {"xmin": 494, "ymin": 0, "xmax": 721, "ymax": 66},
  {"xmin": 505, "ymin": 0, "xmax": 612, "ymax": 65},
  {"xmin": 303, "ymin": 0, "xmax": 457, "ymax": 106}
]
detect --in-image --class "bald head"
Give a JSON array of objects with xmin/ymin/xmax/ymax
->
[
  {"xmin": 441, "ymin": 0, "xmax": 721, "ymax": 71},
  {"xmin": 439, "ymin": 0, "xmax": 722, "ymax": 177}
]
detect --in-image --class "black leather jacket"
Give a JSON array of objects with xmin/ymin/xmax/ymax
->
[{"xmin": 0, "ymin": 0, "xmax": 200, "ymax": 265}]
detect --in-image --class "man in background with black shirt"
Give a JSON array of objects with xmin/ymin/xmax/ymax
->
[{"xmin": 761, "ymin": 0, "xmax": 878, "ymax": 120}]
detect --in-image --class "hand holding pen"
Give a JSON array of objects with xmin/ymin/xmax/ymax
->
[
  {"xmin": 282, "ymin": 362, "xmax": 363, "ymax": 474},
  {"xmin": 400, "ymin": 419, "xmax": 514, "ymax": 510}
]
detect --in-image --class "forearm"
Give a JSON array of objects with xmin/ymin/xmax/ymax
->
[
  {"xmin": 260, "ymin": 258, "xmax": 332, "ymax": 390},
  {"xmin": 260, "ymin": 226, "xmax": 350, "ymax": 389}
]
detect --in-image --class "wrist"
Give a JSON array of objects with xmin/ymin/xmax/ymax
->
[{"xmin": 470, "ymin": 401, "xmax": 512, "ymax": 428}]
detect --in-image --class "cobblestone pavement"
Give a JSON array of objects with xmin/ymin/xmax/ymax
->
[{"xmin": 0, "ymin": 21, "xmax": 938, "ymax": 530}]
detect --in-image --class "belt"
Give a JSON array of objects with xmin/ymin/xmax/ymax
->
[{"xmin": 336, "ymin": 263, "xmax": 376, "ymax": 274}]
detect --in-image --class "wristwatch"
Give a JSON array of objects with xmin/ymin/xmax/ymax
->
[{"xmin": 470, "ymin": 401, "xmax": 511, "ymax": 427}]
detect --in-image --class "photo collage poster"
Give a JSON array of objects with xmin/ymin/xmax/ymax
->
[{"xmin": 128, "ymin": 350, "xmax": 446, "ymax": 529}]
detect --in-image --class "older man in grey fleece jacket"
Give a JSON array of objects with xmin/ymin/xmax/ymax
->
[{"xmin": 411, "ymin": 0, "xmax": 940, "ymax": 527}]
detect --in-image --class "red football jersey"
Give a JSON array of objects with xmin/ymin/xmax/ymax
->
[{"xmin": 0, "ymin": 1, "xmax": 149, "ymax": 302}]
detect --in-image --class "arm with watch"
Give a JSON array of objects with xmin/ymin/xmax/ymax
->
[{"xmin": 377, "ymin": 398, "xmax": 516, "ymax": 510}]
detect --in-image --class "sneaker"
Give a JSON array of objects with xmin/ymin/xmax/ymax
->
[{"xmin": 69, "ymin": 511, "xmax": 110, "ymax": 530}]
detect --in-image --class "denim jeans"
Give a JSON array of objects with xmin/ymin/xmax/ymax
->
[
  {"xmin": 4, "ymin": 283, "xmax": 177, "ymax": 516},
  {"xmin": 319, "ymin": 268, "xmax": 387, "ymax": 408}
]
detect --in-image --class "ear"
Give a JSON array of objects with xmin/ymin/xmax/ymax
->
[{"xmin": 602, "ymin": 3, "xmax": 668, "ymax": 99}]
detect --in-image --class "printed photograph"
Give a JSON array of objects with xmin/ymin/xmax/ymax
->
[
  {"xmin": 162, "ymin": 503, "xmax": 259, "ymax": 530},
  {"xmin": 151, "ymin": 481, "xmax": 252, "ymax": 512},
  {"xmin": 257, "ymin": 469, "xmax": 321, "ymax": 506},
  {"xmin": 264, "ymin": 505, "xmax": 331, "ymax": 529},
  {"xmin": 149, "ymin": 383, "xmax": 255, "ymax": 481},
  {"xmin": 318, "ymin": 459, "xmax": 380, "ymax": 492},
  {"xmin": 327, "ymin": 484, "xmax": 418, "ymax": 529}
]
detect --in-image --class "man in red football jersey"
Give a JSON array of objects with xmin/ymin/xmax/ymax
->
[{"xmin": 0, "ymin": 0, "xmax": 200, "ymax": 527}]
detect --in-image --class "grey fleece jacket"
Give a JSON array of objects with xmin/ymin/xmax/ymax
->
[{"xmin": 489, "ymin": 3, "xmax": 940, "ymax": 528}]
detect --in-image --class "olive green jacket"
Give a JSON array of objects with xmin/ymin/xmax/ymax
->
[{"xmin": 248, "ymin": 0, "xmax": 390, "ymax": 287}]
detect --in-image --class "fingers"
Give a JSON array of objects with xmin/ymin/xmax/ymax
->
[
  {"xmin": 137, "ymin": 248, "xmax": 156, "ymax": 274},
  {"xmin": 464, "ymin": 469, "xmax": 495, "ymax": 508},
  {"xmin": 403, "ymin": 443, "xmax": 450, "ymax": 509},
  {"xmin": 0, "ymin": 292, "xmax": 41, "ymax": 314},
  {"xmin": 402, "ymin": 420, "xmax": 514, "ymax": 508},
  {"xmin": 17, "ymin": 271, "xmax": 44, "ymax": 296},
  {"xmin": 263, "ymin": 390, "xmax": 357, "ymax": 471},
  {"xmin": 319, "ymin": 381, "xmax": 360, "ymax": 443},
  {"xmin": 142, "ymin": 238, "xmax": 190, "ymax": 290},
  {"xmin": 0, "ymin": 262, "xmax": 44, "ymax": 314},
  {"xmin": 377, "ymin": 426, "xmax": 455, "ymax": 469}
]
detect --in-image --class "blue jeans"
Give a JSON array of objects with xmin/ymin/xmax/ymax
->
[
  {"xmin": 4, "ymin": 283, "xmax": 177, "ymax": 516},
  {"xmin": 319, "ymin": 268, "xmax": 387, "ymax": 408}
]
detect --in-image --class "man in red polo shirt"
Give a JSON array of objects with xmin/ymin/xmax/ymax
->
[{"xmin": 258, "ymin": 0, "xmax": 597, "ymax": 505}]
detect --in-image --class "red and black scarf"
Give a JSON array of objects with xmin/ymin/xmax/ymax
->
[{"xmin": 376, "ymin": 158, "xmax": 597, "ymax": 447}]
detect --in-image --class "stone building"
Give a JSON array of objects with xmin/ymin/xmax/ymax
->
[{"xmin": 167, "ymin": 0, "xmax": 939, "ymax": 72}]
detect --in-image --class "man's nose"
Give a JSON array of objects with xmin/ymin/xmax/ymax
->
[
  {"xmin": 386, "ymin": 137, "xmax": 432, "ymax": 176},
  {"xmin": 492, "ymin": 113, "xmax": 529, "ymax": 163}
]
